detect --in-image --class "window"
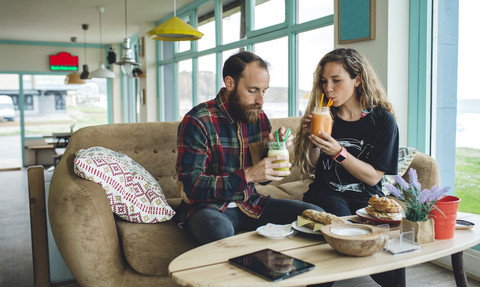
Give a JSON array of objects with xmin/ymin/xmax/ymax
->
[
  {"xmin": 254, "ymin": 0, "xmax": 285, "ymax": 30},
  {"xmin": 223, "ymin": 1, "xmax": 242, "ymax": 44},
  {"xmin": 21, "ymin": 75, "xmax": 108, "ymax": 137},
  {"xmin": 254, "ymin": 37, "xmax": 288, "ymax": 118},
  {"xmin": 178, "ymin": 59, "xmax": 193, "ymax": 118},
  {"xmin": 297, "ymin": 26, "xmax": 334, "ymax": 116},
  {"xmin": 198, "ymin": 1, "xmax": 216, "ymax": 51},
  {"xmin": 197, "ymin": 53, "xmax": 217, "ymax": 103},
  {"xmin": 158, "ymin": 0, "xmax": 334, "ymax": 121},
  {"xmin": 298, "ymin": 0, "xmax": 334, "ymax": 24},
  {"xmin": 455, "ymin": 1, "xmax": 479, "ymax": 215}
]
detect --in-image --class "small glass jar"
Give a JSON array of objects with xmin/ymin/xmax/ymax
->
[
  {"xmin": 268, "ymin": 142, "xmax": 289, "ymax": 172},
  {"xmin": 310, "ymin": 106, "xmax": 333, "ymax": 136}
]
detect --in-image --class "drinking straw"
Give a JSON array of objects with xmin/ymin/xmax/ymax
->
[
  {"xmin": 276, "ymin": 129, "xmax": 280, "ymax": 145},
  {"xmin": 284, "ymin": 128, "xmax": 290, "ymax": 143},
  {"xmin": 320, "ymin": 93, "xmax": 324, "ymax": 107},
  {"xmin": 327, "ymin": 98, "xmax": 333, "ymax": 107}
]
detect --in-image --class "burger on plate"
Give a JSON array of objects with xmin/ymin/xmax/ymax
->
[{"xmin": 365, "ymin": 194, "xmax": 403, "ymax": 221}]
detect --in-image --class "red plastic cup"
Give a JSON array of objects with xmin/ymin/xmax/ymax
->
[{"xmin": 429, "ymin": 195, "xmax": 461, "ymax": 239}]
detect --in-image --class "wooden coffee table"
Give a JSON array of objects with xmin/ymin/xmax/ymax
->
[{"xmin": 169, "ymin": 212, "xmax": 480, "ymax": 287}]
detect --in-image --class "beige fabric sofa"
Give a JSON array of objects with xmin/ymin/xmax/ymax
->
[{"xmin": 48, "ymin": 117, "xmax": 439, "ymax": 287}]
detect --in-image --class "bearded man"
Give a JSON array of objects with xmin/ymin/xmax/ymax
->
[{"xmin": 176, "ymin": 51, "xmax": 323, "ymax": 245}]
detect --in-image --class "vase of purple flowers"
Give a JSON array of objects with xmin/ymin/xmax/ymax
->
[{"xmin": 386, "ymin": 168, "xmax": 450, "ymax": 243}]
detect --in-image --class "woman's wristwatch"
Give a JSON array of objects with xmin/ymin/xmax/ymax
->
[{"xmin": 332, "ymin": 146, "xmax": 347, "ymax": 163}]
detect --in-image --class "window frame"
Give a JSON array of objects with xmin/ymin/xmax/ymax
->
[{"xmin": 155, "ymin": 0, "xmax": 334, "ymax": 121}]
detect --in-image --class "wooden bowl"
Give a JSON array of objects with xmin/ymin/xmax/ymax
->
[{"xmin": 320, "ymin": 224, "xmax": 388, "ymax": 257}]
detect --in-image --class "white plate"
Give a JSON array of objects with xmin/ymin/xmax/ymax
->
[
  {"xmin": 291, "ymin": 220, "xmax": 323, "ymax": 235},
  {"xmin": 256, "ymin": 224, "xmax": 293, "ymax": 239}
]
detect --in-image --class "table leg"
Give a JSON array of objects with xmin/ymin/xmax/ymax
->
[
  {"xmin": 395, "ymin": 268, "xmax": 406, "ymax": 287},
  {"xmin": 452, "ymin": 251, "xmax": 468, "ymax": 287}
]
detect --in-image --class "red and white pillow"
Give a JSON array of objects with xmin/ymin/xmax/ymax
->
[{"xmin": 74, "ymin": 147, "xmax": 175, "ymax": 223}]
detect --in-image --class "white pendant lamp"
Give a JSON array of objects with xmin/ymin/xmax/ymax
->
[
  {"xmin": 146, "ymin": 0, "xmax": 203, "ymax": 41},
  {"xmin": 80, "ymin": 24, "xmax": 91, "ymax": 80},
  {"xmin": 91, "ymin": 7, "xmax": 115, "ymax": 79},
  {"xmin": 115, "ymin": 0, "xmax": 140, "ymax": 76}
]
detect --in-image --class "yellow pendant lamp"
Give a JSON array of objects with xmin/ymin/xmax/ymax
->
[
  {"xmin": 147, "ymin": 0, "xmax": 203, "ymax": 41},
  {"xmin": 65, "ymin": 72, "xmax": 86, "ymax": 85}
]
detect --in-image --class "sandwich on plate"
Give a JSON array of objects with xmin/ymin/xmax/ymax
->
[
  {"xmin": 365, "ymin": 194, "xmax": 403, "ymax": 221},
  {"xmin": 297, "ymin": 209, "xmax": 346, "ymax": 232}
]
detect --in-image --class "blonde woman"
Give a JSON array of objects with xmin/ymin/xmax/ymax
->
[
  {"xmin": 296, "ymin": 48, "xmax": 399, "ymax": 287},
  {"xmin": 294, "ymin": 48, "xmax": 399, "ymax": 217}
]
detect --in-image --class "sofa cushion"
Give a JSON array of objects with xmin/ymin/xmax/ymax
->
[
  {"xmin": 116, "ymin": 203, "xmax": 198, "ymax": 276},
  {"xmin": 278, "ymin": 179, "xmax": 313, "ymax": 201},
  {"xmin": 255, "ymin": 184, "xmax": 295, "ymax": 199},
  {"xmin": 74, "ymin": 146, "xmax": 175, "ymax": 223}
]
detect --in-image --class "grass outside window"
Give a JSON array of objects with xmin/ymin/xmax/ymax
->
[{"xmin": 455, "ymin": 148, "xmax": 480, "ymax": 214}]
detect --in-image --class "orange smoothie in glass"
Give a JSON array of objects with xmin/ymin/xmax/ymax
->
[
  {"xmin": 310, "ymin": 107, "xmax": 333, "ymax": 136},
  {"xmin": 268, "ymin": 142, "xmax": 289, "ymax": 172}
]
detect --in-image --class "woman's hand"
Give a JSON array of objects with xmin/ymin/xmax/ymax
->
[{"xmin": 309, "ymin": 132, "xmax": 342, "ymax": 157}]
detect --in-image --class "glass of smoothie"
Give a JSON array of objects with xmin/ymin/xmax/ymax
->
[
  {"xmin": 310, "ymin": 106, "xmax": 333, "ymax": 136},
  {"xmin": 268, "ymin": 142, "xmax": 289, "ymax": 172}
]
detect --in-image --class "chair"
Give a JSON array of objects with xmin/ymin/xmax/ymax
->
[
  {"xmin": 52, "ymin": 133, "xmax": 71, "ymax": 167},
  {"xmin": 28, "ymin": 165, "xmax": 78, "ymax": 287}
]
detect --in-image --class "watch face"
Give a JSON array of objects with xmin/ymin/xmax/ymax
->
[{"xmin": 335, "ymin": 154, "xmax": 346, "ymax": 163}]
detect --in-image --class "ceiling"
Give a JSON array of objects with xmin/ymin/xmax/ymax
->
[{"xmin": 0, "ymin": 0, "xmax": 197, "ymax": 45}]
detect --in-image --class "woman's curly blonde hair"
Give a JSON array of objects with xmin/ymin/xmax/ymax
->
[{"xmin": 293, "ymin": 48, "xmax": 395, "ymax": 179}]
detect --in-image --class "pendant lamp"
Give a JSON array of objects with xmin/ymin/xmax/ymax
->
[
  {"xmin": 115, "ymin": 0, "xmax": 140, "ymax": 76},
  {"xmin": 147, "ymin": 0, "xmax": 203, "ymax": 41},
  {"xmin": 91, "ymin": 7, "xmax": 115, "ymax": 79},
  {"xmin": 80, "ymin": 24, "xmax": 91, "ymax": 80},
  {"xmin": 65, "ymin": 37, "xmax": 85, "ymax": 85},
  {"xmin": 65, "ymin": 71, "xmax": 86, "ymax": 85}
]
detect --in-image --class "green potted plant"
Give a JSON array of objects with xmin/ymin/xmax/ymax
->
[{"xmin": 386, "ymin": 168, "xmax": 450, "ymax": 243}]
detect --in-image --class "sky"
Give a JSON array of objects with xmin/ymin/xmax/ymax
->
[{"xmin": 457, "ymin": 0, "xmax": 479, "ymax": 100}]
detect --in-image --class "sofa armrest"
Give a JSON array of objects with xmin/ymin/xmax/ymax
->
[
  {"xmin": 48, "ymin": 153, "xmax": 126, "ymax": 286},
  {"xmin": 402, "ymin": 152, "xmax": 440, "ymax": 190}
]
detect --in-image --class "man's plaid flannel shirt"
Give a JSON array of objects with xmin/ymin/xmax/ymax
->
[{"xmin": 176, "ymin": 88, "xmax": 271, "ymax": 218}]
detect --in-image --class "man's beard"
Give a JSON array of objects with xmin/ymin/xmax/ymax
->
[{"xmin": 227, "ymin": 88, "xmax": 262, "ymax": 124}]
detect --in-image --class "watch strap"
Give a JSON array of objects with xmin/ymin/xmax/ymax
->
[{"xmin": 332, "ymin": 146, "xmax": 347, "ymax": 163}]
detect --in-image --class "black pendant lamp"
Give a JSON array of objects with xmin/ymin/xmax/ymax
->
[{"xmin": 80, "ymin": 24, "xmax": 91, "ymax": 80}]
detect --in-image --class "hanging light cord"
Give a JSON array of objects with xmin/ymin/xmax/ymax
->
[
  {"xmin": 83, "ymin": 27, "xmax": 87, "ymax": 63},
  {"xmin": 174, "ymin": 0, "xmax": 176, "ymax": 17},
  {"xmin": 98, "ymin": 9, "xmax": 103, "ymax": 60},
  {"xmin": 124, "ymin": 0, "xmax": 128, "ymax": 37}
]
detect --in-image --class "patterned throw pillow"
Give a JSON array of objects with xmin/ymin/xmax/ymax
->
[
  {"xmin": 74, "ymin": 147, "xmax": 175, "ymax": 223},
  {"xmin": 382, "ymin": 146, "xmax": 417, "ymax": 195}
]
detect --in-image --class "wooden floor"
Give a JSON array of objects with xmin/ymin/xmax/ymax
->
[{"xmin": 0, "ymin": 168, "xmax": 479, "ymax": 287}]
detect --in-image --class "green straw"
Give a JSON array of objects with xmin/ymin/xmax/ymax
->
[
  {"xmin": 276, "ymin": 129, "xmax": 280, "ymax": 145},
  {"xmin": 284, "ymin": 128, "xmax": 290, "ymax": 143}
]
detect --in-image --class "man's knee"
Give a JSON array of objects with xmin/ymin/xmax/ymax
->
[{"xmin": 186, "ymin": 209, "xmax": 235, "ymax": 245}]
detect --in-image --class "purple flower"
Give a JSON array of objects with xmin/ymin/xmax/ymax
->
[
  {"xmin": 395, "ymin": 175, "xmax": 410, "ymax": 190},
  {"xmin": 428, "ymin": 186, "xmax": 450, "ymax": 202},
  {"xmin": 386, "ymin": 184, "xmax": 403, "ymax": 198},
  {"xmin": 418, "ymin": 189, "xmax": 431, "ymax": 203},
  {"xmin": 408, "ymin": 168, "xmax": 421, "ymax": 190}
]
